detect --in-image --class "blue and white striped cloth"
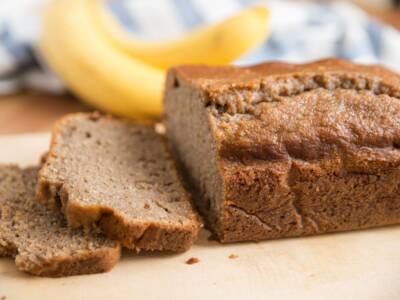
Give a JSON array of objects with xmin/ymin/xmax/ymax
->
[{"xmin": 0, "ymin": 0, "xmax": 399, "ymax": 94}]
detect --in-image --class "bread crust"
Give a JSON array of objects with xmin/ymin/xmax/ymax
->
[
  {"xmin": 165, "ymin": 58, "xmax": 400, "ymax": 242},
  {"xmin": 37, "ymin": 113, "xmax": 201, "ymax": 252}
]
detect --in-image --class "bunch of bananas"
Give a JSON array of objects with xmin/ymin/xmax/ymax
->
[{"xmin": 40, "ymin": 0, "xmax": 270, "ymax": 119}]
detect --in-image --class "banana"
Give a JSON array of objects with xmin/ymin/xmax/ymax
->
[
  {"xmin": 90, "ymin": 1, "xmax": 270, "ymax": 68},
  {"xmin": 40, "ymin": 0, "xmax": 164, "ymax": 119},
  {"xmin": 40, "ymin": 0, "xmax": 270, "ymax": 119}
]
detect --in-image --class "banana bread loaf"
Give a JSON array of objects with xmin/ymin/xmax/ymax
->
[
  {"xmin": 164, "ymin": 58, "xmax": 400, "ymax": 243},
  {"xmin": 37, "ymin": 113, "xmax": 201, "ymax": 252},
  {"xmin": 0, "ymin": 165, "xmax": 120, "ymax": 277}
]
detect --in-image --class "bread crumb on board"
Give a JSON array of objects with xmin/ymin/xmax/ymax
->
[
  {"xmin": 229, "ymin": 254, "xmax": 238, "ymax": 259},
  {"xmin": 185, "ymin": 257, "xmax": 200, "ymax": 265}
]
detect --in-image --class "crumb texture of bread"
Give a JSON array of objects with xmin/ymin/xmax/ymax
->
[
  {"xmin": 0, "ymin": 165, "xmax": 120, "ymax": 277},
  {"xmin": 37, "ymin": 113, "xmax": 201, "ymax": 252},
  {"xmin": 165, "ymin": 58, "xmax": 400, "ymax": 243}
]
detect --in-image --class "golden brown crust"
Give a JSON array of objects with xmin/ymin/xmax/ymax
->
[
  {"xmin": 169, "ymin": 59, "xmax": 400, "ymax": 161},
  {"xmin": 37, "ymin": 112, "xmax": 201, "ymax": 252},
  {"xmin": 165, "ymin": 58, "xmax": 400, "ymax": 243},
  {"xmin": 172, "ymin": 58, "xmax": 400, "ymax": 89}
]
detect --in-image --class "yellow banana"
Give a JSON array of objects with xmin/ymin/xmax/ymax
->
[
  {"xmin": 40, "ymin": 0, "xmax": 164, "ymax": 119},
  {"xmin": 90, "ymin": 1, "xmax": 270, "ymax": 68},
  {"xmin": 40, "ymin": 0, "xmax": 270, "ymax": 119}
]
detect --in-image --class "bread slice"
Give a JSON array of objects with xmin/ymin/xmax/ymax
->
[
  {"xmin": 37, "ymin": 113, "xmax": 201, "ymax": 252},
  {"xmin": 164, "ymin": 58, "xmax": 400, "ymax": 243},
  {"xmin": 0, "ymin": 165, "xmax": 120, "ymax": 277}
]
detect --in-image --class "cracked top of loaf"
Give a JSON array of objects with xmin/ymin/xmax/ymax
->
[{"xmin": 168, "ymin": 59, "xmax": 400, "ymax": 166}]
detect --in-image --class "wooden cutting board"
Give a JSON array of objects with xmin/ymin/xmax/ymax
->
[{"xmin": 0, "ymin": 133, "xmax": 399, "ymax": 300}]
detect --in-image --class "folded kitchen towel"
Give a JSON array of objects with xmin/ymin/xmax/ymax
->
[{"xmin": 0, "ymin": 0, "xmax": 399, "ymax": 94}]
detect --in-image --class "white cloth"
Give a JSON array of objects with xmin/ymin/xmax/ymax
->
[{"xmin": 0, "ymin": 0, "xmax": 399, "ymax": 94}]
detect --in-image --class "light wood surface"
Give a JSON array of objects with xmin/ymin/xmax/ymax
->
[
  {"xmin": 0, "ymin": 133, "xmax": 399, "ymax": 300},
  {"xmin": 0, "ymin": 2, "xmax": 399, "ymax": 135},
  {"xmin": 0, "ymin": 93, "xmax": 90, "ymax": 135}
]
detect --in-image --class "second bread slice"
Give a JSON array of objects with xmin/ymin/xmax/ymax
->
[{"xmin": 37, "ymin": 113, "xmax": 201, "ymax": 252}]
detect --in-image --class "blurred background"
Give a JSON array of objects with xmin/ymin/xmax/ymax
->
[{"xmin": 0, "ymin": 0, "xmax": 399, "ymax": 134}]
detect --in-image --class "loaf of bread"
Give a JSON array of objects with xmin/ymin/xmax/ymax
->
[
  {"xmin": 164, "ymin": 58, "xmax": 400, "ymax": 243},
  {"xmin": 0, "ymin": 165, "xmax": 120, "ymax": 277},
  {"xmin": 37, "ymin": 113, "xmax": 201, "ymax": 252}
]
